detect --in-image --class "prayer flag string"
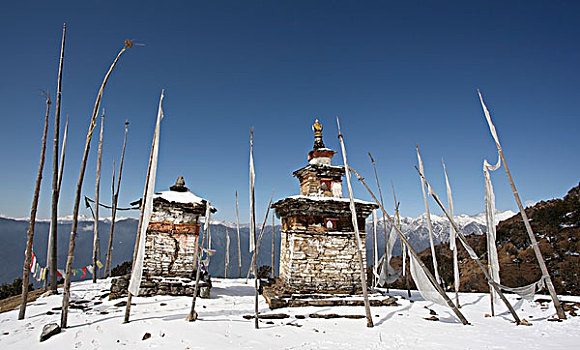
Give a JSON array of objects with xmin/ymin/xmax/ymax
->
[{"xmin": 26, "ymin": 247, "xmax": 103, "ymax": 281}]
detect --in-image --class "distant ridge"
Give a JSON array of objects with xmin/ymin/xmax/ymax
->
[{"xmin": 0, "ymin": 209, "xmax": 514, "ymax": 285}]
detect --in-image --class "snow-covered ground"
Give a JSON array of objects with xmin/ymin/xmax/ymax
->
[{"xmin": 1, "ymin": 278, "xmax": 578, "ymax": 349}]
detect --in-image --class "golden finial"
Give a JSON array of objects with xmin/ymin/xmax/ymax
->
[
  {"xmin": 312, "ymin": 119, "xmax": 323, "ymax": 136},
  {"xmin": 312, "ymin": 118, "xmax": 325, "ymax": 149}
]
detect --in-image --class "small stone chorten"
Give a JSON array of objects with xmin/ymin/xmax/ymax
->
[
  {"xmin": 139, "ymin": 176, "xmax": 216, "ymax": 296},
  {"xmin": 271, "ymin": 119, "xmax": 378, "ymax": 293}
]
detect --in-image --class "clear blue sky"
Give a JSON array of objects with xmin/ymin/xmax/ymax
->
[{"xmin": 1, "ymin": 1, "xmax": 578, "ymax": 223}]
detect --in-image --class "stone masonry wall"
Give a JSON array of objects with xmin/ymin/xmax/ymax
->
[
  {"xmin": 279, "ymin": 230, "xmax": 367, "ymax": 292},
  {"xmin": 143, "ymin": 230, "xmax": 199, "ymax": 278},
  {"xmin": 142, "ymin": 197, "xmax": 200, "ymax": 278}
]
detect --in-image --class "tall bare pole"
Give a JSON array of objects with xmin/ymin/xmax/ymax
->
[
  {"xmin": 478, "ymin": 91, "xmax": 566, "ymax": 320},
  {"xmin": 61, "ymin": 40, "xmax": 133, "ymax": 328},
  {"xmin": 187, "ymin": 203, "xmax": 212, "ymax": 321},
  {"xmin": 337, "ymin": 117, "xmax": 373, "ymax": 328},
  {"xmin": 92, "ymin": 112, "xmax": 105, "ymax": 283},
  {"xmin": 368, "ymin": 152, "xmax": 389, "ymax": 290},
  {"xmin": 105, "ymin": 120, "xmax": 129, "ymax": 277},
  {"xmin": 415, "ymin": 166, "xmax": 522, "ymax": 324},
  {"xmin": 392, "ymin": 181, "xmax": 411, "ymax": 297},
  {"xmin": 249, "ymin": 129, "xmax": 258, "ymax": 329},
  {"xmin": 45, "ymin": 24, "xmax": 66, "ymax": 293},
  {"xmin": 246, "ymin": 193, "xmax": 274, "ymax": 281},
  {"xmin": 225, "ymin": 227, "xmax": 230, "ymax": 278},
  {"xmin": 371, "ymin": 210, "xmax": 378, "ymax": 287},
  {"xmin": 56, "ymin": 118, "xmax": 69, "ymax": 198},
  {"xmin": 45, "ymin": 116, "xmax": 69, "ymax": 290},
  {"xmin": 18, "ymin": 93, "xmax": 51, "ymax": 320},
  {"xmin": 349, "ymin": 166, "xmax": 469, "ymax": 325},
  {"xmin": 442, "ymin": 159, "xmax": 460, "ymax": 307},
  {"xmin": 416, "ymin": 145, "xmax": 441, "ymax": 285},
  {"xmin": 235, "ymin": 191, "xmax": 242, "ymax": 278},
  {"xmin": 271, "ymin": 209, "xmax": 275, "ymax": 278}
]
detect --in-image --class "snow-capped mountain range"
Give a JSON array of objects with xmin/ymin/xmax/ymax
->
[
  {"xmin": 0, "ymin": 210, "xmax": 516, "ymax": 285},
  {"xmin": 379, "ymin": 210, "xmax": 517, "ymax": 255}
]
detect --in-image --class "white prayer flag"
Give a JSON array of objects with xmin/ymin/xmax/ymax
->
[
  {"xmin": 128, "ymin": 90, "xmax": 164, "ymax": 296},
  {"xmin": 416, "ymin": 146, "xmax": 441, "ymax": 284},
  {"xmin": 249, "ymin": 132, "xmax": 256, "ymax": 253},
  {"xmin": 443, "ymin": 160, "xmax": 460, "ymax": 296}
]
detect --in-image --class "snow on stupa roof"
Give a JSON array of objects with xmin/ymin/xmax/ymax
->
[{"xmin": 153, "ymin": 190, "xmax": 205, "ymax": 205}]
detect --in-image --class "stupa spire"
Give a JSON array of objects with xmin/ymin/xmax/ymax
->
[
  {"xmin": 312, "ymin": 119, "xmax": 325, "ymax": 149},
  {"xmin": 308, "ymin": 118, "xmax": 336, "ymax": 164},
  {"xmin": 170, "ymin": 175, "xmax": 188, "ymax": 192}
]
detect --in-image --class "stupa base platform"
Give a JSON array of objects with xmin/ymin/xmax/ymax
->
[
  {"xmin": 110, "ymin": 275, "xmax": 211, "ymax": 299},
  {"xmin": 262, "ymin": 279, "xmax": 399, "ymax": 309}
]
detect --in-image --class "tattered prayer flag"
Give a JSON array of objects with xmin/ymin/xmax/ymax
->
[
  {"xmin": 30, "ymin": 252, "xmax": 37, "ymax": 271},
  {"xmin": 249, "ymin": 131, "xmax": 256, "ymax": 253},
  {"xmin": 57, "ymin": 269, "xmax": 64, "ymax": 277},
  {"xmin": 81, "ymin": 267, "xmax": 87, "ymax": 278},
  {"xmin": 416, "ymin": 146, "xmax": 441, "ymax": 284},
  {"xmin": 128, "ymin": 91, "xmax": 164, "ymax": 297},
  {"xmin": 87, "ymin": 266, "xmax": 94, "ymax": 275},
  {"xmin": 97, "ymin": 260, "xmax": 104, "ymax": 269},
  {"xmin": 30, "ymin": 257, "xmax": 37, "ymax": 274}
]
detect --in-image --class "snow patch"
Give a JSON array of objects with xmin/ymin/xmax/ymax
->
[
  {"xmin": 1, "ymin": 278, "xmax": 578, "ymax": 349},
  {"xmin": 154, "ymin": 190, "xmax": 205, "ymax": 204}
]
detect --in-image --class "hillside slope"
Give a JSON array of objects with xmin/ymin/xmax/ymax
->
[{"xmin": 390, "ymin": 182, "xmax": 580, "ymax": 295}]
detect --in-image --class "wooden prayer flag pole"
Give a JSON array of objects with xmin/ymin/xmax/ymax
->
[
  {"xmin": 225, "ymin": 227, "xmax": 230, "ymax": 278},
  {"xmin": 391, "ymin": 180, "xmax": 411, "ymax": 298},
  {"xmin": 187, "ymin": 202, "xmax": 212, "ymax": 321},
  {"xmin": 19, "ymin": 92, "xmax": 51, "ymax": 319},
  {"xmin": 371, "ymin": 210, "xmax": 378, "ymax": 287},
  {"xmin": 235, "ymin": 191, "xmax": 242, "ymax": 278},
  {"xmin": 248, "ymin": 129, "xmax": 259, "ymax": 329},
  {"xmin": 46, "ymin": 116, "xmax": 68, "ymax": 291},
  {"xmin": 61, "ymin": 39, "xmax": 133, "ymax": 329},
  {"xmin": 46, "ymin": 23, "xmax": 66, "ymax": 292},
  {"xmin": 337, "ymin": 117, "xmax": 374, "ymax": 328},
  {"xmin": 349, "ymin": 166, "xmax": 469, "ymax": 325},
  {"xmin": 416, "ymin": 145, "xmax": 441, "ymax": 285},
  {"xmin": 105, "ymin": 120, "xmax": 129, "ymax": 277},
  {"xmin": 368, "ymin": 152, "xmax": 390, "ymax": 290},
  {"xmin": 246, "ymin": 194, "xmax": 274, "ymax": 281},
  {"xmin": 271, "ymin": 207, "xmax": 275, "ymax": 278},
  {"xmin": 415, "ymin": 165, "xmax": 521, "ymax": 325},
  {"xmin": 442, "ymin": 159, "xmax": 460, "ymax": 307},
  {"xmin": 478, "ymin": 90, "xmax": 566, "ymax": 320},
  {"xmin": 92, "ymin": 111, "xmax": 105, "ymax": 283}
]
